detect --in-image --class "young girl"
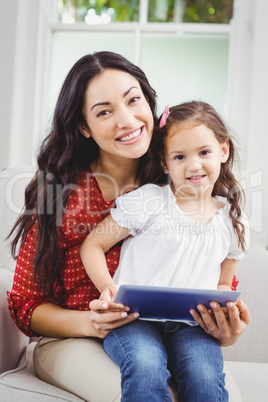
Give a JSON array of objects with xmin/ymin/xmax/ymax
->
[
  {"xmin": 80, "ymin": 101, "xmax": 249, "ymax": 401},
  {"xmin": 8, "ymin": 50, "xmax": 250, "ymax": 401}
]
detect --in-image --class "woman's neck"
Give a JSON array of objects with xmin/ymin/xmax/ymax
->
[{"xmin": 91, "ymin": 156, "xmax": 140, "ymax": 201}]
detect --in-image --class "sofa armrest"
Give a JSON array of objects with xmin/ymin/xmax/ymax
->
[{"xmin": 0, "ymin": 268, "xmax": 30, "ymax": 374}]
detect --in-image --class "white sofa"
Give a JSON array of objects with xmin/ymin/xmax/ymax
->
[{"xmin": 0, "ymin": 166, "xmax": 267, "ymax": 401}]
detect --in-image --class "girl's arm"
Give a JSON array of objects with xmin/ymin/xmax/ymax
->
[
  {"xmin": 80, "ymin": 214, "xmax": 131, "ymax": 299},
  {"xmin": 217, "ymin": 258, "xmax": 238, "ymax": 290}
]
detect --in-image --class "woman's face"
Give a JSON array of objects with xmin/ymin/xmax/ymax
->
[{"xmin": 81, "ymin": 69, "xmax": 154, "ymax": 162}]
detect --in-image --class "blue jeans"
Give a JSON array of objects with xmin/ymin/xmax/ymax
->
[{"xmin": 103, "ymin": 320, "xmax": 228, "ymax": 402}]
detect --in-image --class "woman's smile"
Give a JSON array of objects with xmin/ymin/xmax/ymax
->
[
  {"xmin": 116, "ymin": 127, "xmax": 143, "ymax": 144},
  {"xmin": 81, "ymin": 69, "xmax": 154, "ymax": 161}
]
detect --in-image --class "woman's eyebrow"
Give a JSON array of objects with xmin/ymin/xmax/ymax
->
[
  {"xmin": 91, "ymin": 86, "xmax": 139, "ymax": 111},
  {"xmin": 91, "ymin": 101, "xmax": 110, "ymax": 111},
  {"xmin": 123, "ymin": 86, "xmax": 138, "ymax": 98}
]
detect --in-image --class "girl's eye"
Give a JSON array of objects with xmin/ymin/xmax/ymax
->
[{"xmin": 174, "ymin": 155, "xmax": 184, "ymax": 160}]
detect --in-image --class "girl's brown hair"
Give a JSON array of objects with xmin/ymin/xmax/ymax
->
[{"xmin": 151, "ymin": 101, "xmax": 246, "ymax": 251}]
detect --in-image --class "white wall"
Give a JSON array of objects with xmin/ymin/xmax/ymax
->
[
  {"xmin": 246, "ymin": 1, "xmax": 268, "ymax": 173},
  {"xmin": 222, "ymin": 0, "xmax": 268, "ymax": 363},
  {"xmin": 1, "ymin": 0, "xmax": 267, "ymax": 204},
  {"xmin": 0, "ymin": 1, "xmax": 18, "ymax": 168},
  {"xmin": 47, "ymin": 31, "xmax": 229, "ymax": 122},
  {"xmin": 0, "ymin": 0, "xmax": 55, "ymax": 169},
  {"xmin": 229, "ymin": 0, "xmax": 268, "ymax": 234}
]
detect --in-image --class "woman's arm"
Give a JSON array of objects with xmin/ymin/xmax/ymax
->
[
  {"xmin": 80, "ymin": 214, "xmax": 130, "ymax": 297},
  {"xmin": 31, "ymin": 300, "xmax": 139, "ymax": 338}
]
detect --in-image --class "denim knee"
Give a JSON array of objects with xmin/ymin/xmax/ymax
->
[
  {"xmin": 121, "ymin": 347, "xmax": 171, "ymax": 401},
  {"xmin": 124, "ymin": 344, "xmax": 167, "ymax": 378},
  {"xmin": 104, "ymin": 326, "xmax": 169, "ymax": 379},
  {"xmin": 103, "ymin": 322, "xmax": 172, "ymax": 401}
]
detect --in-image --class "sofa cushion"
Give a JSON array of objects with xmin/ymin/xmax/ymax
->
[
  {"xmin": 0, "ymin": 268, "xmax": 30, "ymax": 373},
  {"xmin": 0, "ymin": 342, "xmax": 245, "ymax": 402},
  {"xmin": 0, "ymin": 166, "xmax": 34, "ymax": 271},
  {"xmin": 224, "ymin": 360, "xmax": 268, "ymax": 402},
  {"xmin": 0, "ymin": 343, "xmax": 84, "ymax": 402}
]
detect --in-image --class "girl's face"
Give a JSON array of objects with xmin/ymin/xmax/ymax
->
[
  {"xmin": 163, "ymin": 124, "xmax": 229, "ymax": 197},
  {"xmin": 81, "ymin": 69, "xmax": 154, "ymax": 162}
]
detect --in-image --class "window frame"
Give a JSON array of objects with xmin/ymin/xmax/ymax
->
[
  {"xmin": 49, "ymin": 20, "xmax": 230, "ymax": 64},
  {"xmin": 9, "ymin": 0, "xmax": 253, "ymax": 170},
  {"xmin": 53, "ymin": 0, "xmax": 232, "ymax": 66}
]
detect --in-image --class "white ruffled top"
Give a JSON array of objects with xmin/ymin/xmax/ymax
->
[{"xmin": 111, "ymin": 183, "xmax": 249, "ymax": 290}]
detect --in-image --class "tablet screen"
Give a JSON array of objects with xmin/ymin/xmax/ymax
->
[{"xmin": 114, "ymin": 284, "xmax": 241, "ymax": 321}]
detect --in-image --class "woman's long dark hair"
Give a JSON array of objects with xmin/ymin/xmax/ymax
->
[
  {"xmin": 9, "ymin": 51, "xmax": 158, "ymax": 302},
  {"xmin": 150, "ymin": 101, "xmax": 246, "ymax": 251}
]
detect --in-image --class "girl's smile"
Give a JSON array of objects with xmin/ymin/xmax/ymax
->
[
  {"xmin": 163, "ymin": 123, "xmax": 229, "ymax": 198},
  {"xmin": 186, "ymin": 174, "xmax": 206, "ymax": 184}
]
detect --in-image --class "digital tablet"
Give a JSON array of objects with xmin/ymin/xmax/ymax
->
[{"xmin": 114, "ymin": 284, "xmax": 241, "ymax": 322}]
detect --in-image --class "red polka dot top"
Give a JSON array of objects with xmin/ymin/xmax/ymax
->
[{"xmin": 7, "ymin": 169, "xmax": 121, "ymax": 337}]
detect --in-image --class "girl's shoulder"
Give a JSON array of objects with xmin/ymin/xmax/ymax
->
[
  {"xmin": 214, "ymin": 195, "xmax": 228, "ymax": 205},
  {"xmin": 214, "ymin": 196, "xmax": 248, "ymax": 228},
  {"xmin": 117, "ymin": 183, "xmax": 169, "ymax": 201},
  {"xmin": 134, "ymin": 183, "xmax": 169, "ymax": 198},
  {"xmin": 214, "ymin": 196, "xmax": 228, "ymax": 213},
  {"xmin": 114, "ymin": 183, "xmax": 169, "ymax": 217},
  {"xmin": 121, "ymin": 183, "xmax": 170, "ymax": 207},
  {"xmin": 214, "ymin": 196, "xmax": 247, "ymax": 216}
]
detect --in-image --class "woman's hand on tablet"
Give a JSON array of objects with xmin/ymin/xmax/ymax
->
[
  {"xmin": 88, "ymin": 299, "xmax": 139, "ymax": 339},
  {"xmin": 190, "ymin": 298, "xmax": 250, "ymax": 346}
]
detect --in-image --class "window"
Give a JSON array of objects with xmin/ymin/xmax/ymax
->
[
  {"xmin": 46, "ymin": 0, "xmax": 233, "ymax": 123},
  {"xmin": 58, "ymin": 0, "xmax": 140, "ymax": 24},
  {"xmin": 58, "ymin": 0, "xmax": 233, "ymax": 24}
]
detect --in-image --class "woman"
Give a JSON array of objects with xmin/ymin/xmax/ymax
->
[{"xmin": 8, "ymin": 51, "xmax": 250, "ymax": 401}]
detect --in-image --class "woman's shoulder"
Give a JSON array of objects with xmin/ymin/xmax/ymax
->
[
  {"xmin": 75, "ymin": 167, "xmax": 94, "ymax": 186},
  {"xmin": 68, "ymin": 168, "xmax": 106, "ymax": 204}
]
